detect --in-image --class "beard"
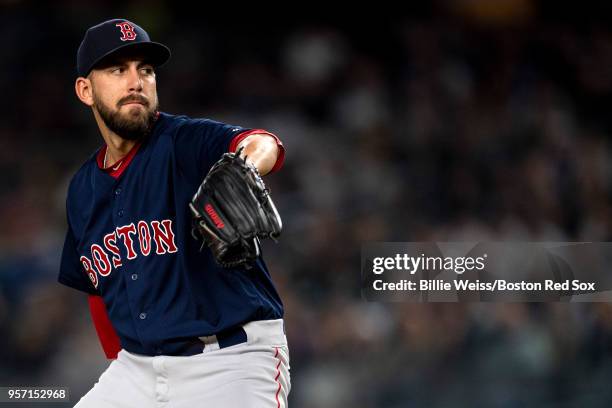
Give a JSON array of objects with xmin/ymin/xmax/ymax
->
[{"xmin": 93, "ymin": 92, "xmax": 158, "ymax": 141}]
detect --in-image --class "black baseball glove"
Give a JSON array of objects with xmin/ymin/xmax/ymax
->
[{"xmin": 189, "ymin": 147, "xmax": 282, "ymax": 268}]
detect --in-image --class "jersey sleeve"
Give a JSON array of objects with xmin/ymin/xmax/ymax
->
[
  {"xmin": 58, "ymin": 224, "xmax": 99, "ymax": 295},
  {"xmin": 174, "ymin": 119, "xmax": 249, "ymax": 179},
  {"xmin": 88, "ymin": 295, "xmax": 121, "ymax": 359},
  {"xmin": 174, "ymin": 118, "xmax": 286, "ymax": 178}
]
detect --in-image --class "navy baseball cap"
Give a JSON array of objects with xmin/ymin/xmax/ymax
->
[{"xmin": 77, "ymin": 19, "xmax": 171, "ymax": 77}]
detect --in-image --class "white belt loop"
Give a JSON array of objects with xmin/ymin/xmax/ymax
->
[{"xmin": 198, "ymin": 334, "xmax": 220, "ymax": 352}]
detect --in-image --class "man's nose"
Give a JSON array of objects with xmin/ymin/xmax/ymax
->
[{"xmin": 126, "ymin": 65, "xmax": 143, "ymax": 92}]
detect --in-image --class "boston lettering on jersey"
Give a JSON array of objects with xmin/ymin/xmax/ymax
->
[
  {"xmin": 59, "ymin": 112, "xmax": 285, "ymax": 356},
  {"xmin": 81, "ymin": 219, "xmax": 178, "ymax": 288}
]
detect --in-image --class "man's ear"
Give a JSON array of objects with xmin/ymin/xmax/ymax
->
[{"xmin": 75, "ymin": 76, "xmax": 94, "ymax": 107}]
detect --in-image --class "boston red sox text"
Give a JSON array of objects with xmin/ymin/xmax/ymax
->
[{"xmin": 373, "ymin": 279, "xmax": 596, "ymax": 292}]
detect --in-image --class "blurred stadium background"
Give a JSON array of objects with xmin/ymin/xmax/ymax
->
[{"xmin": 2, "ymin": 0, "xmax": 612, "ymax": 407}]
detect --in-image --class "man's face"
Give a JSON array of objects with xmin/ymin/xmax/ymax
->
[{"xmin": 89, "ymin": 56, "xmax": 159, "ymax": 140}]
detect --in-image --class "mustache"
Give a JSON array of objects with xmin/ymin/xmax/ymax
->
[{"xmin": 118, "ymin": 95, "xmax": 149, "ymax": 107}]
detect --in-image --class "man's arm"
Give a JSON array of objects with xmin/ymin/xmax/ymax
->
[
  {"xmin": 236, "ymin": 134, "xmax": 279, "ymax": 176},
  {"xmin": 88, "ymin": 295, "xmax": 121, "ymax": 359}
]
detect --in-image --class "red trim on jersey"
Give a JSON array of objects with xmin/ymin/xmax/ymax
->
[
  {"xmin": 274, "ymin": 347, "xmax": 282, "ymax": 407},
  {"xmin": 96, "ymin": 141, "xmax": 143, "ymax": 179},
  {"xmin": 88, "ymin": 295, "xmax": 121, "ymax": 359},
  {"xmin": 229, "ymin": 129, "xmax": 285, "ymax": 173}
]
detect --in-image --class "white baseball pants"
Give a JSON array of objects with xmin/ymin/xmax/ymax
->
[{"xmin": 74, "ymin": 319, "xmax": 291, "ymax": 407}]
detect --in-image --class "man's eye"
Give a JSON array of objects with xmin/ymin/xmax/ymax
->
[
  {"xmin": 110, "ymin": 67, "xmax": 123, "ymax": 74},
  {"xmin": 141, "ymin": 67, "xmax": 154, "ymax": 75}
]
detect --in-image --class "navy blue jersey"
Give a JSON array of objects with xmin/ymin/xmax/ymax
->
[{"xmin": 58, "ymin": 112, "xmax": 284, "ymax": 356}]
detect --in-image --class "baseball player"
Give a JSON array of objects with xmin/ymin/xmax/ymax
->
[{"xmin": 58, "ymin": 19, "xmax": 290, "ymax": 407}]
